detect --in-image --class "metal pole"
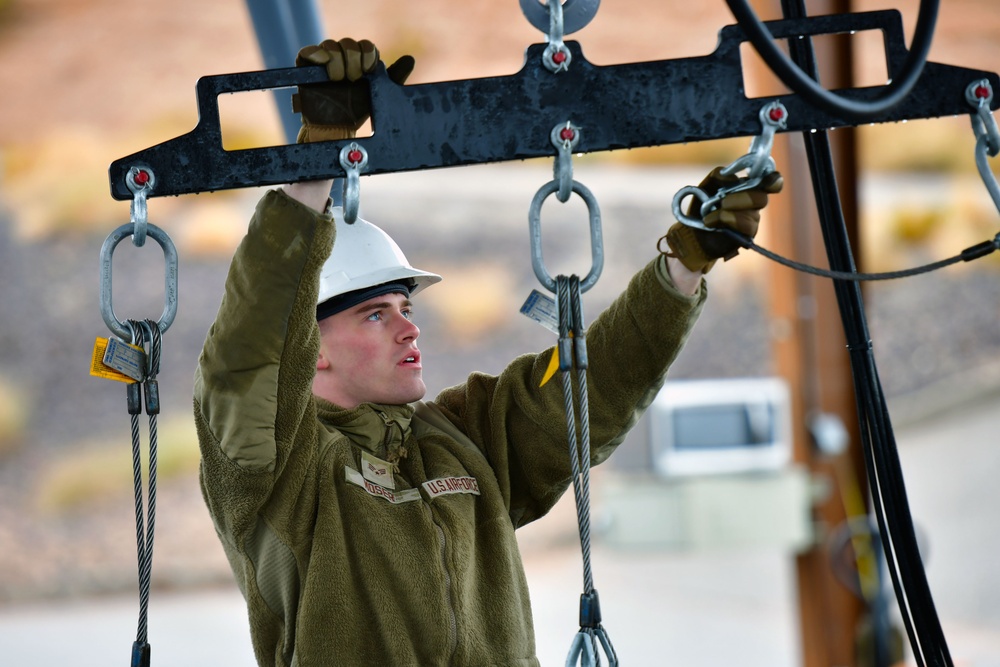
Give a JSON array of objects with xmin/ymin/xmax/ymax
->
[
  {"xmin": 243, "ymin": 0, "xmax": 325, "ymax": 144},
  {"xmin": 243, "ymin": 0, "xmax": 342, "ymax": 204},
  {"xmin": 749, "ymin": 0, "xmax": 869, "ymax": 664}
]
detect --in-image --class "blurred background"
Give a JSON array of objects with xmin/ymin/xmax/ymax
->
[{"xmin": 1, "ymin": 0, "xmax": 999, "ymax": 665}]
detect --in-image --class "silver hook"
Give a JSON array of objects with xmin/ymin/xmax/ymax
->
[
  {"xmin": 100, "ymin": 222, "xmax": 179, "ymax": 340},
  {"xmin": 528, "ymin": 179, "xmax": 603, "ymax": 293},
  {"xmin": 339, "ymin": 142, "xmax": 369, "ymax": 224}
]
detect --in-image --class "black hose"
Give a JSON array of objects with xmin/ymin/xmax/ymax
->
[
  {"xmin": 725, "ymin": 0, "xmax": 940, "ymax": 121},
  {"xmin": 774, "ymin": 1, "xmax": 953, "ymax": 664}
]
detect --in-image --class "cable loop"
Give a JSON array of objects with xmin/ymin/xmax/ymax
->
[
  {"xmin": 339, "ymin": 142, "xmax": 369, "ymax": 224},
  {"xmin": 529, "ymin": 179, "xmax": 604, "ymax": 293},
  {"xmin": 964, "ymin": 81, "xmax": 1000, "ymax": 220},
  {"xmin": 672, "ymin": 101, "xmax": 787, "ymax": 231},
  {"xmin": 551, "ymin": 121, "xmax": 581, "ymax": 202},
  {"xmin": 566, "ymin": 626, "xmax": 618, "ymax": 667},
  {"xmin": 138, "ymin": 319, "xmax": 162, "ymax": 379},
  {"xmin": 125, "ymin": 167, "xmax": 155, "ymax": 248},
  {"xmin": 100, "ymin": 222, "xmax": 179, "ymax": 340}
]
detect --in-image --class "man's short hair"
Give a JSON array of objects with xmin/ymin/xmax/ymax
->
[{"xmin": 316, "ymin": 280, "xmax": 414, "ymax": 321}]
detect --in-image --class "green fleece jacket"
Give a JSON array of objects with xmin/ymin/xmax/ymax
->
[{"xmin": 194, "ymin": 189, "xmax": 706, "ymax": 667}]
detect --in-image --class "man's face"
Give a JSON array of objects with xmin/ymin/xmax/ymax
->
[{"xmin": 314, "ymin": 291, "xmax": 426, "ymax": 409}]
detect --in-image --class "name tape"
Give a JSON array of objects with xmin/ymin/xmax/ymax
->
[
  {"xmin": 422, "ymin": 476, "xmax": 481, "ymax": 499},
  {"xmin": 345, "ymin": 467, "xmax": 420, "ymax": 505}
]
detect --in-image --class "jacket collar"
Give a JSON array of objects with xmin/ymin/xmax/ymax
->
[{"xmin": 316, "ymin": 398, "xmax": 414, "ymax": 459}]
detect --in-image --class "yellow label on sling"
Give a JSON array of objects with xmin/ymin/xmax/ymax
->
[
  {"xmin": 89, "ymin": 337, "xmax": 136, "ymax": 383},
  {"xmin": 539, "ymin": 347, "xmax": 560, "ymax": 388}
]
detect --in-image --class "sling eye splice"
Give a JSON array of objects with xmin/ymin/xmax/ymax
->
[{"xmin": 567, "ymin": 589, "xmax": 618, "ymax": 667}]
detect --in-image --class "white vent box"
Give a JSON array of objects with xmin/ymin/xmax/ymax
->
[{"xmin": 648, "ymin": 377, "xmax": 793, "ymax": 477}]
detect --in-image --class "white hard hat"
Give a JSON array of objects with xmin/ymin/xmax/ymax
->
[{"xmin": 316, "ymin": 207, "xmax": 441, "ymax": 319}]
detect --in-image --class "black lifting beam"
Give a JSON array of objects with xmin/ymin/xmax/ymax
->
[{"xmin": 108, "ymin": 10, "xmax": 1000, "ymax": 200}]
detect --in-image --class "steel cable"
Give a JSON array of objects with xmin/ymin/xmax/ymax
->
[
  {"xmin": 125, "ymin": 319, "xmax": 161, "ymax": 667},
  {"xmin": 719, "ymin": 227, "xmax": 1000, "ymax": 281}
]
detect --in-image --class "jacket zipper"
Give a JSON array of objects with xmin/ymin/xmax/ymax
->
[
  {"xmin": 435, "ymin": 519, "xmax": 459, "ymax": 661},
  {"xmin": 378, "ymin": 410, "xmax": 458, "ymax": 660},
  {"xmin": 377, "ymin": 410, "xmax": 395, "ymax": 457}
]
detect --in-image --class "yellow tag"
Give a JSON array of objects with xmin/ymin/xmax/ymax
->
[
  {"xmin": 90, "ymin": 337, "xmax": 135, "ymax": 383},
  {"xmin": 539, "ymin": 331, "xmax": 579, "ymax": 388},
  {"xmin": 539, "ymin": 347, "xmax": 560, "ymax": 388}
]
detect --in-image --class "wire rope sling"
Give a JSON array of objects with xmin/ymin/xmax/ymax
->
[
  {"xmin": 522, "ymin": 123, "xmax": 616, "ymax": 667},
  {"xmin": 90, "ymin": 166, "xmax": 177, "ymax": 667},
  {"xmin": 517, "ymin": 4, "xmax": 618, "ymax": 665}
]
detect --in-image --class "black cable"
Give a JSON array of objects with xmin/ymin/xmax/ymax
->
[
  {"xmin": 774, "ymin": 1, "xmax": 953, "ymax": 664},
  {"xmin": 725, "ymin": 0, "xmax": 940, "ymax": 122}
]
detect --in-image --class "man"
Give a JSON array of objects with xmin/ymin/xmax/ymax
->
[{"xmin": 194, "ymin": 39, "xmax": 781, "ymax": 667}]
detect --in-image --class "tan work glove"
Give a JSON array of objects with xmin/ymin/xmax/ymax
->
[
  {"xmin": 663, "ymin": 167, "xmax": 784, "ymax": 273},
  {"xmin": 292, "ymin": 38, "xmax": 415, "ymax": 143}
]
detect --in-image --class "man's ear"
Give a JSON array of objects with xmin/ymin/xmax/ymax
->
[{"xmin": 316, "ymin": 350, "xmax": 331, "ymax": 371}]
